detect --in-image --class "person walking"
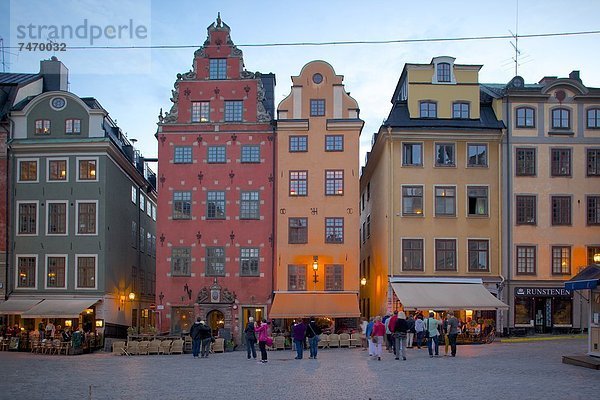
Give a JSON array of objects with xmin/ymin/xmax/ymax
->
[
  {"xmin": 255, "ymin": 319, "xmax": 269, "ymax": 363},
  {"xmin": 372, "ymin": 316, "xmax": 385, "ymax": 361},
  {"xmin": 442, "ymin": 315, "xmax": 450, "ymax": 356},
  {"xmin": 305, "ymin": 317, "xmax": 321, "ymax": 359},
  {"xmin": 198, "ymin": 320, "xmax": 212, "ymax": 358},
  {"xmin": 292, "ymin": 319, "xmax": 307, "ymax": 359},
  {"xmin": 446, "ymin": 311, "xmax": 459, "ymax": 357},
  {"xmin": 387, "ymin": 311, "xmax": 398, "ymax": 355},
  {"xmin": 366, "ymin": 317, "xmax": 375, "ymax": 356},
  {"xmin": 414, "ymin": 314, "xmax": 425, "ymax": 349},
  {"xmin": 383, "ymin": 313, "xmax": 392, "ymax": 352},
  {"xmin": 424, "ymin": 312, "xmax": 441, "ymax": 358},
  {"xmin": 393, "ymin": 311, "xmax": 408, "ymax": 360},
  {"xmin": 406, "ymin": 314, "xmax": 415, "ymax": 348},
  {"xmin": 360, "ymin": 317, "xmax": 368, "ymax": 350},
  {"xmin": 189, "ymin": 317, "xmax": 204, "ymax": 358},
  {"xmin": 244, "ymin": 317, "xmax": 257, "ymax": 360}
]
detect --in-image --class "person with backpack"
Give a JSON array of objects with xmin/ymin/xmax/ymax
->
[
  {"xmin": 414, "ymin": 314, "xmax": 425, "ymax": 349},
  {"xmin": 244, "ymin": 316, "xmax": 257, "ymax": 360},
  {"xmin": 393, "ymin": 311, "xmax": 408, "ymax": 360},
  {"xmin": 305, "ymin": 317, "xmax": 322, "ymax": 359}
]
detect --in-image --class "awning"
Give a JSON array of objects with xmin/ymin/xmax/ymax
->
[
  {"xmin": 269, "ymin": 293, "xmax": 360, "ymax": 318},
  {"xmin": 565, "ymin": 265, "xmax": 600, "ymax": 291},
  {"xmin": 0, "ymin": 298, "xmax": 43, "ymax": 315},
  {"xmin": 391, "ymin": 282, "xmax": 508, "ymax": 310},
  {"xmin": 21, "ymin": 298, "xmax": 100, "ymax": 318}
]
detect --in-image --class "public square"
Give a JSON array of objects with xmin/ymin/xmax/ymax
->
[{"xmin": 0, "ymin": 337, "xmax": 597, "ymax": 400}]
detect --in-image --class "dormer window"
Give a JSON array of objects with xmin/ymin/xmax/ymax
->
[
  {"xmin": 35, "ymin": 119, "xmax": 51, "ymax": 135},
  {"xmin": 437, "ymin": 63, "xmax": 451, "ymax": 82},
  {"xmin": 420, "ymin": 101, "xmax": 437, "ymax": 118},
  {"xmin": 209, "ymin": 59, "xmax": 226, "ymax": 80},
  {"xmin": 453, "ymin": 102, "xmax": 469, "ymax": 119}
]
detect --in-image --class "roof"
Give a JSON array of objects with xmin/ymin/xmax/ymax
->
[
  {"xmin": 384, "ymin": 102, "xmax": 505, "ymax": 131},
  {"xmin": 0, "ymin": 73, "xmax": 39, "ymax": 85},
  {"xmin": 0, "ymin": 73, "xmax": 42, "ymax": 120}
]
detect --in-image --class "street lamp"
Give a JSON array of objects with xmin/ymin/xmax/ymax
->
[
  {"xmin": 594, "ymin": 253, "xmax": 600, "ymax": 264},
  {"xmin": 312, "ymin": 256, "xmax": 319, "ymax": 285},
  {"xmin": 360, "ymin": 277, "xmax": 367, "ymax": 286}
]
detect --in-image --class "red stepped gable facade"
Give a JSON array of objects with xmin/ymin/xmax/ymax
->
[{"xmin": 155, "ymin": 15, "xmax": 275, "ymax": 344}]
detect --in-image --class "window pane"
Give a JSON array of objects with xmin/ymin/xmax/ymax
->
[
  {"xmin": 48, "ymin": 203, "xmax": 67, "ymax": 234},
  {"xmin": 47, "ymin": 256, "xmax": 66, "ymax": 288},
  {"xmin": 468, "ymin": 240, "xmax": 489, "ymax": 271},
  {"xmin": 467, "ymin": 144, "xmax": 487, "ymax": 166},
  {"xmin": 208, "ymin": 146, "xmax": 226, "ymax": 163},
  {"xmin": 403, "ymin": 143, "xmax": 422, "ymax": 166},
  {"xmin": 289, "ymin": 218, "xmax": 308, "ymax": 244},
  {"xmin": 18, "ymin": 203, "xmax": 37, "ymax": 234},
  {"xmin": 402, "ymin": 239, "xmax": 423, "ymax": 271},
  {"xmin": 240, "ymin": 248, "xmax": 259, "ymax": 276},
  {"xmin": 435, "ymin": 239, "xmax": 456, "ymax": 271},
  {"xmin": 325, "ymin": 135, "xmax": 343, "ymax": 151},
  {"xmin": 172, "ymin": 247, "xmax": 191, "ymax": 276},
  {"xmin": 173, "ymin": 191, "xmax": 192, "ymax": 219},
  {"xmin": 207, "ymin": 191, "xmax": 225, "ymax": 219},
  {"xmin": 516, "ymin": 246, "xmax": 536, "ymax": 275},
  {"xmin": 206, "ymin": 247, "xmax": 225, "ymax": 276},
  {"xmin": 310, "ymin": 99, "xmax": 325, "ymax": 116},
  {"xmin": 174, "ymin": 146, "xmax": 193, "ymax": 163},
  {"xmin": 209, "ymin": 59, "xmax": 226, "ymax": 79},
  {"xmin": 78, "ymin": 160, "xmax": 97, "ymax": 180},
  {"xmin": 241, "ymin": 145, "xmax": 260, "ymax": 163},
  {"xmin": 435, "ymin": 144, "xmax": 454, "ymax": 166},
  {"xmin": 48, "ymin": 160, "xmax": 67, "ymax": 180},
  {"xmin": 437, "ymin": 63, "xmax": 451, "ymax": 82},
  {"xmin": 224, "ymin": 101, "xmax": 243, "ymax": 122},
  {"xmin": 240, "ymin": 191, "xmax": 259, "ymax": 220},
  {"xmin": 435, "ymin": 187, "xmax": 455, "ymax": 216},
  {"xmin": 288, "ymin": 264, "xmax": 306, "ymax": 291},
  {"xmin": 17, "ymin": 257, "xmax": 36, "ymax": 287},
  {"xmin": 289, "ymin": 136, "xmax": 307, "ymax": 152},
  {"xmin": 325, "ymin": 218, "xmax": 344, "ymax": 243},
  {"xmin": 77, "ymin": 256, "xmax": 96, "ymax": 288},
  {"xmin": 402, "ymin": 186, "xmax": 423, "ymax": 215},
  {"xmin": 77, "ymin": 202, "xmax": 97, "ymax": 234},
  {"xmin": 325, "ymin": 264, "xmax": 343, "ymax": 291},
  {"xmin": 516, "ymin": 148, "xmax": 536, "ymax": 176},
  {"xmin": 325, "ymin": 170, "xmax": 344, "ymax": 195},
  {"xmin": 20, "ymin": 160, "xmax": 37, "ymax": 181}
]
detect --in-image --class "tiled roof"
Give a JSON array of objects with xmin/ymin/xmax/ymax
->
[
  {"xmin": 385, "ymin": 103, "xmax": 505, "ymax": 130},
  {"xmin": 0, "ymin": 73, "xmax": 40, "ymax": 85}
]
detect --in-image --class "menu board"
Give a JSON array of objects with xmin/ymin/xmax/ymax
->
[{"xmin": 8, "ymin": 337, "xmax": 19, "ymax": 350}]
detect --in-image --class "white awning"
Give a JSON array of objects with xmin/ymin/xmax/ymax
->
[
  {"xmin": 21, "ymin": 298, "xmax": 100, "ymax": 318},
  {"xmin": 0, "ymin": 298, "xmax": 43, "ymax": 314},
  {"xmin": 391, "ymin": 282, "xmax": 508, "ymax": 310}
]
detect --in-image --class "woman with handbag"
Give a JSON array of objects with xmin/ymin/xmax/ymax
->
[
  {"xmin": 255, "ymin": 319, "xmax": 269, "ymax": 363},
  {"xmin": 305, "ymin": 317, "xmax": 321, "ymax": 359},
  {"xmin": 371, "ymin": 316, "xmax": 385, "ymax": 361},
  {"xmin": 244, "ymin": 317, "xmax": 257, "ymax": 360}
]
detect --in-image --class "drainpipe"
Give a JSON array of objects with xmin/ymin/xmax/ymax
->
[
  {"xmin": 4, "ymin": 119, "xmax": 14, "ymax": 303},
  {"xmin": 270, "ymin": 122, "xmax": 276, "ymax": 317},
  {"xmin": 505, "ymin": 95, "xmax": 512, "ymax": 334}
]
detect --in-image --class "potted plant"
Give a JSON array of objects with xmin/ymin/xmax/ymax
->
[{"xmin": 224, "ymin": 339, "xmax": 235, "ymax": 352}]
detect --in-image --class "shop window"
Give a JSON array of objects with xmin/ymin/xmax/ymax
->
[
  {"xmin": 171, "ymin": 307, "xmax": 194, "ymax": 334},
  {"xmin": 553, "ymin": 298, "xmax": 572, "ymax": 325},
  {"xmin": 514, "ymin": 297, "xmax": 533, "ymax": 325}
]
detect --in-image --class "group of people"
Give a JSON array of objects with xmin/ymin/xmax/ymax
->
[
  {"xmin": 244, "ymin": 317, "xmax": 271, "ymax": 363},
  {"xmin": 362, "ymin": 311, "xmax": 461, "ymax": 360}
]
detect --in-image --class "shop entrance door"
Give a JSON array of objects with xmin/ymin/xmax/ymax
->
[{"xmin": 534, "ymin": 298, "xmax": 552, "ymax": 333}]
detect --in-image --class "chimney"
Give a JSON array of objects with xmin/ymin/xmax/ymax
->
[
  {"xmin": 568, "ymin": 70, "xmax": 581, "ymax": 83},
  {"xmin": 40, "ymin": 56, "xmax": 69, "ymax": 92},
  {"xmin": 538, "ymin": 76, "xmax": 557, "ymax": 85}
]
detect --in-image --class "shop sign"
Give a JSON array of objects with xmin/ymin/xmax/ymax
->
[{"xmin": 514, "ymin": 287, "xmax": 572, "ymax": 297}]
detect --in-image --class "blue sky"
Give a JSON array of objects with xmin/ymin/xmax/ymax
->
[{"xmin": 2, "ymin": 0, "xmax": 600, "ymax": 167}]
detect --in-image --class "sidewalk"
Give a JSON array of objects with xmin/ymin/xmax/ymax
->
[{"xmin": 500, "ymin": 333, "xmax": 586, "ymax": 343}]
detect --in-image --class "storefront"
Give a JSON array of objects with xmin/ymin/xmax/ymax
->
[
  {"xmin": 565, "ymin": 265, "xmax": 600, "ymax": 357},
  {"xmin": 511, "ymin": 285, "xmax": 581, "ymax": 334}
]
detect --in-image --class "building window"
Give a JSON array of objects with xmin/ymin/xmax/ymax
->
[
  {"xmin": 131, "ymin": 221, "xmax": 137, "ymax": 248},
  {"xmin": 241, "ymin": 145, "xmax": 260, "ymax": 163},
  {"xmin": 435, "ymin": 143, "xmax": 455, "ymax": 166},
  {"xmin": 435, "ymin": 239, "xmax": 456, "ymax": 271},
  {"xmin": 516, "ymin": 107, "xmax": 535, "ymax": 128},
  {"xmin": 35, "ymin": 119, "xmax": 50, "ymax": 134},
  {"xmin": 402, "ymin": 186, "xmax": 423, "ymax": 216},
  {"xmin": 288, "ymin": 265, "xmax": 307, "ymax": 291},
  {"xmin": 467, "ymin": 144, "xmax": 487, "ymax": 167},
  {"xmin": 139, "ymin": 194, "xmax": 145, "ymax": 212},
  {"xmin": 403, "ymin": 143, "xmax": 422, "ymax": 166},
  {"xmin": 65, "ymin": 119, "xmax": 81, "ymax": 134},
  {"xmin": 207, "ymin": 191, "xmax": 225, "ymax": 219},
  {"xmin": 515, "ymin": 195, "xmax": 536, "ymax": 225},
  {"xmin": 131, "ymin": 187, "xmax": 137, "ymax": 204},
  {"xmin": 552, "ymin": 108, "xmax": 570, "ymax": 129},
  {"xmin": 147, "ymin": 232, "xmax": 152, "ymax": 254},
  {"xmin": 17, "ymin": 256, "xmax": 36, "ymax": 288},
  {"xmin": 453, "ymin": 102, "xmax": 469, "ymax": 119},
  {"xmin": 402, "ymin": 239, "xmax": 424, "ymax": 271},
  {"xmin": 310, "ymin": 99, "xmax": 325, "ymax": 116},
  {"xmin": 420, "ymin": 101, "xmax": 437, "ymax": 118},
  {"xmin": 47, "ymin": 202, "xmax": 67, "ymax": 234},
  {"xmin": 172, "ymin": 247, "xmax": 191, "ymax": 276},
  {"xmin": 468, "ymin": 240, "xmax": 489, "ymax": 272},
  {"xmin": 552, "ymin": 246, "xmax": 571, "ymax": 275},
  {"xmin": 435, "ymin": 186, "xmax": 456, "ymax": 217},
  {"xmin": 78, "ymin": 159, "xmax": 97, "ymax": 181},
  {"xmin": 553, "ymin": 298, "xmax": 572, "ymax": 325},
  {"xmin": 48, "ymin": 159, "xmax": 67, "ymax": 181},
  {"xmin": 325, "ymin": 217, "xmax": 344, "ymax": 243},
  {"xmin": 173, "ymin": 191, "xmax": 192, "ymax": 219},
  {"xmin": 19, "ymin": 160, "xmax": 38, "ymax": 182},
  {"xmin": 366, "ymin": 215, "xmax": 371, "ymax": 238},
  {"xmin": 516, "ymin": 246, "xmax": 536, "ymax": 275},
  {"xmin": 209, "ymin": 58, "xmax": 226, "ymax": 80},
  {"xmin": 325, "ymin": 264, "xmax": 343, "ymax": 291},
  {"xmin": 437, "ymin": 62, "xmax": 451, "ymax": 82},
  {"xmin": 290, "ymin": 171, "xmax": 308, "ymax": 196},
  {"xmin": 224, "ymin": 101, "xmax": 243, "ymax": 122},
  {"xmin": 240, "ymin": 248, "xmax": 259, "ymax": 276},
  {"xmin": 367, "ymin": 182, "xmax": 371, "ymax": 201},
  {"xmin": 325, "ymin": 170, "xmax": 344, "ymax": 196},
  {"xmin": 240, "ymin": 191, "xmax": 259, "ymax": 220},
  {"xmin": 289, "ymin": 136, "xmax": 308, "ymax": 152},
  {"xmin": 206, "ymin": 247, "xmax": 225, "ymax": 276},
  {"xmin": 139, "ymin": 226, "xmax": 145, "ymax": 253},
  {"xmin": 587, "ymin": 149, "xmax": 600, "ymax": 176},
  {"xmin": 191, "ymin": 101, "xmax": 210, "ymax": 122},
  {"xmin": 551, "ymin": 196, "xmax": 571, "ymax": 225},
  {"xmin": 551, "ymin": 148, "xmax": 571, "ymax": 177},
  {"xmin": 467, "ymin": 186, "xmax": 488, "ymax": 216},
  {"xmin": 325, "ymin": 135, "xmax": 343, "ymax": 151},
  {"xmin": 587, "ymin": 196, "xmax": 600, "ymax": 225},
  {"xmin": 207, "ymin": 145, "xmax": 226, "ymax": 163},
  {"xmin": 76, "ymin": 202, "xmax": 97, "ymax": 235},
  {"xmin": 588, "ymin": 108, "xmax": 600, "ymax": 128},
  {"xmin": 18, "ymin": 202, "xmax": 37, "ymax": 235},
  {"xmin": 47, "ymin": 256, "xmax": 66, "ymax": 288},
  {"xmin": 516, "ymin": 148, "xmax": 536, "ymax": 176},
  {"xmin": 76, "ymin": 256, "xmax": 96, "ymax": 288},
  {"xmin": 587, "ymin": 246, "xmax": 600, "ymax": 265},
  {"xmin": 289, "ymin": 218, "xmax": 308, "ymax": 244},
  {"xmin": 174, "ymin": 146, "xmax": 193, "ymax": 163}
]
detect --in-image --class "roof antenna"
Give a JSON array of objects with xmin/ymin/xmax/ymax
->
[
  {"xmin": 509, "ymin": 0, "xmax": 520, "ymax": 77},
  {"xmin": 0, "ymin": 37, "xmax": 6, "ymax": 73}
]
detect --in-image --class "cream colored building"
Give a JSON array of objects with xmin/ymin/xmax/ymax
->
[
  {"xmin": 269, "ymin": 61, "xmax": 363, "ymax": 329},
  {"xmin": 360, "ymin": 57, "xmax": 507, "ymax": 325}
]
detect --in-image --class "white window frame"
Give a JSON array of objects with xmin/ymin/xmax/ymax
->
[
  {"xmin": 401, "ymin": 184, "xmax": 424, "ymax": 216},
  {"xmin": 402, "ymin": 142, "xmax": 424, "ymax": 166},
  {"xmin": 146, "ymin": 199, "xmax": 152, "ymax": 217},
  {"xmin": 131, "ymin": 186, "xmax": 137, "ymax": 204},
  {"xmin": 16, "ymin": 200, "xmax": 39, "ymax": 236},
  {"xmin": 75, "ymin": 200, "xmax": 99, "ymax": 236},
  {"xmin": 46, "ymin": 200, "xmax": 69, "ymax": 236},
  {"xmin": 15, "ymin": 254, "xmax": 38, "ymax": 290},
  {"xmin": 465, "ymin": 185, "xmax": 490, "ymax": 217},
  {"xmin": 45, "ymin": 254, "xmax": 68, "ymax": 289},
  {"xmin": 75, "ymin": 254, "xmax": 98, "ymax": 290},
  {"xmin": 17, "ymin": 158, "xmax": 39, "ymax": 183},
  {"xmin": 46, "ymin": 157, "xmax": 69, "ymax": 182},
  {"xmin": 401, "ymin": 237, "xmax": 426, "ymax": 272},
  {"xmin": 139, "ymin": 193, "xmax": 145, "ymax": 212},
  {"xmin": 433, "ymin": 184, "xmax": 457, "ymax": 217},
  {"xmin": 466, "ymin": 143, "xmax": 488, "ymax": 168},
  {"xmin": 76, "ymin": 156, "xmax": 99, "ymax": 182},
  {"xmin": 432, "ymin": 57, "xmax": 456, "ymax": 84},
  {"xmin": 467, "ymin": 238, "xmax": 491, "ymax": 272}
]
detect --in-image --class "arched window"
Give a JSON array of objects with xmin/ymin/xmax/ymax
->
[
  {"xmin": 437, "ymin": 62, "xmax": 451, "ymax": 82},
  {"xmin": 420, "ymin": 101, "xmax": 437, "ymax": 118},
  {"xmin": 552, "ymin": 108, "xmax": 570, "ymax": 129}
]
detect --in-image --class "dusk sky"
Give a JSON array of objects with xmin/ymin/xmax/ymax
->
[{"xmin": 2, "ymin": 0, "xmax": 599, "ymax": 170}]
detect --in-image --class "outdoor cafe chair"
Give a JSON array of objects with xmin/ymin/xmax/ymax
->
[
  {"xmin": 328, "ymin": 333, "xmax": 340, "ymax": 348},
  {"xmin": 170, "ymin": 339, "xmax": 184, "ymax": 354},
  {"xmin": 158, "ymin": 340, "xmax": 172, "ymax": 355},
  {"xmin": 339, "ymin": 333, "xmax": 351, "ymax": 348},
  {"xmin": 147, "ymin": 340, "xmax": 160, "ymax": 355}
]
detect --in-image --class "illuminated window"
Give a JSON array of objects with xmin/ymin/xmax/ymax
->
[
  {"xmin": 48, "ymin": 159, "xmax": 67, "ymax": 181},
  {"xmin": 19, "ymin": 160, "xmax": 38, "ymax": 182},
  {"xmin": 47, "ymin": 256, "xmax": 66, "ymax": 288},
  {"xmin": 402, "ymin": 186, "xmax": 423, "ymax": 216},
  {"xmin": 552, "ymin": 246, "xmax": 571, "ymax": 275},
  {"xmin": 78, "ymin": 159, "xmax": 97, "ymax": 180},
  {"xmin": 35, "ymin": 119, "xmax": 50, "ymax": 134},
  {"xmin": 17, "ymin": 256, "xmax": 36, "ymax": 288},
  {"xmin": 191, "ymin": 101, "xmax": 210, "ymax": 122}
]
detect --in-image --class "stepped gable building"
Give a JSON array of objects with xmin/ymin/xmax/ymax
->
[{"xmin": 155, "ymin": 15, "xmax": 276, "ymax": 343}]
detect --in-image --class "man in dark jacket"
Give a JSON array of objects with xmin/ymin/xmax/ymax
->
[
  {"xmin": 393, "ymin": 311, "xmax": 409, "ymax": 360},
  {"xmin": 305, "ymin": 317, "xmax": 322, "ymax": 359},
  {"xmin": 189, "ymin": 317, "xmax": 204, "ymax": 358},
  {"xmin": 198, "ymin": 321, "xmax": 212, "ymax": 358},
  {"xmin": 292, "ymin": 319, "xmax": 307, "ymax": 359}
]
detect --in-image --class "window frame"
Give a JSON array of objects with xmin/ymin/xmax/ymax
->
[
  {"xmin": 435, "ymin": 238, "xmax": 457, "ymax": 271},
  {"xmin": 47, "ymin": 158, "xmax": 68, "ymax": 182},
  {"xmin": 452, "ymin": 102, "xmax": 470, "ymax": 119},
  {"xmin": 467, "ymin": 186, "xmax": 489, "ymax": 217},
  {"xmin": 207, "ymin": 145, "xmax": 226, "ymax": 164},
  {"xmin": 224, "ymin": 100, "xmax": 243, "ymax": 122},
  {"xmin": 171, "ymin": 247, "xmax": 191, "ymax": 276},
  {"xmin": 467, "ymin": 143, "xmax": 488, "ymax": 167},
  {"xmin": 325, "ymin": 170, "xmax": 344, "ymax": 196},
  {"xmin": 516, "ymin": 107, "xmax": 536, "ymax": 128},
  {"xmin": 75, "ymin": 254, "xmax": 98, "ymax": 289},
  {"xmin": 586, "ymin": 148, "xmax": 600, "ymax": 177},
  {"xmin": 402, "ymin": 185, "xmax": 424, "ymax": 216},
  {"xmin": 515, "ymin": 195, "xmax": 537, "ymax": 225},
  {"xmin": 468, "ymin": 239, "xmax": 490, "ymax": 272},
  {"xmin": 174, "ymin": 146, "xmax": 193, "ymax": 164},
  {"xmin": 191, "ymin": 101, "xmax": 210, "ymax": 123},
  {"xmin": 435, "ymin": 143, "xmax": 455, "ymax": 167},
  {"xmin": 551, "ymin": 195, "xmax": 571, "ymax": 226},
  {"xmin": 288, "ymin": 217, "xmax": 308, "ymax": 244},
  {"xmin": 550, "ymin": 148, "xmax": 572, "ymax": 177},
  {"xmin": 16, "ymin": 200, "xmax": 38, "ymax": 236},
  {"xmin": 516, "ymin": 245, "xmax": 536, "ymax": 275},
  {"xmin": 65, "ymin": 118, "xmax": 81, "ymax": 134},
  {"xmin": 34, "ymin": 119, "xmax": 51, "ymax": 135},
  {"xmin": 325, "ymin": 135, "xmax": 344, "ymax": 152},
  {"xmin": 241, "ymin": 145, "xmax": 260, "ymax": 163},
  {"xmin": 46, "ymin": 200, "xmax": 68, "ymax": 236},
  {"xmin": 240, "ymin": 247, "xmax": 260, "ymax": 277},
  {"xmin": 209, "ymin": 58, "xmax": 227, "ymax": 80},
  {"xmin": 15, "ymin": 255, "xmax": 37, "ymax": 289},
  {"xmin": 551, "ymin": 108, "xmax": 571, "ymax": 130},
  {"xmin": 551, "ymin": 246, "xmax": 571, "ymax": 275},
  {"xmin": 402, "ymin": 142, "xmax": 423, "ymax": 166},
  {"xmin": 288, "ymin": 264, "xmax": 307, "ymax": 291},
  {"xmin": 420, "ymin": 101, "xmax": 437, "ymax": 118},
  {"xmin": 173, "ymin": 191, "xmax": 192, "ymax": 220},
  {"xmin": 437, "ymin": 62, "xmax": 451, "ymax": 83},
  {"xmin": 207, "ymin": 191, "xmax": 226, "ymax": 220},
  {"xmin": 402, "ymin": 238, "xmax": 424, "ymax": 271},
  {"xmin": 289, "ymin": 135, "xmax": 308, "ymax": 152},
  {"xmin": 586, "ymin": 195, "xmax": 600, "ymax": 226},
  {"xmin": 45, "ymin": 254, "xmax": 68, "ymax": 289},
  {"xmin": 17, "ymin": 158, "xmax": 39, "ymax": 183},
  {"xmin": 75, "ymin": 200, "xmax": 98, "ymax": 236},
  {"xmin": 76, "ymin": 157, "xmax": 98, "ymax": 182},
  {"xmin": 240, "ymin": 191, "xmax": 260, "ymax": 220},
  {"xmin": 289, "ymin": 170, "xmax": 308, "ymax": 196},
  {"xmin": 325, "ymin": 217, "xmax": 344, "ymax": 244},
  {"xmin": 434, "ymin": 186, "xmax": 456, "ymax": 217},
  {"xmin": 310, "ymin": 99, "xmax": 325, "ymax": 117},
  {"xmin": 587, "ymin": 108, "xmax": 600, "ymax": 129},
  {"xmin": 206, "ymin": 246, "xmax": 226, "ymax": 277},
  {"xmin": 515, "ymin": 148, "xmax": 536, "ymax": 176},
  {"xmin": 325, "ymin": 264, "xmax": 344, "ymax": 291}
]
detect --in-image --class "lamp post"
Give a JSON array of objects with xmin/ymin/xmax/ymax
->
[
  {"xmin": 129, "ymin": 292, "xmax": 138, "ymax": 333},
  {"xmin": 312, "ymin": 256, "xmax": 319, "ymax": 289}
]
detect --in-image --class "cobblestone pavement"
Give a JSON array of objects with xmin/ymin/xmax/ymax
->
[{"xmin": 0, "ymin": 338, "xmax": 598, "ymax": 400}]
